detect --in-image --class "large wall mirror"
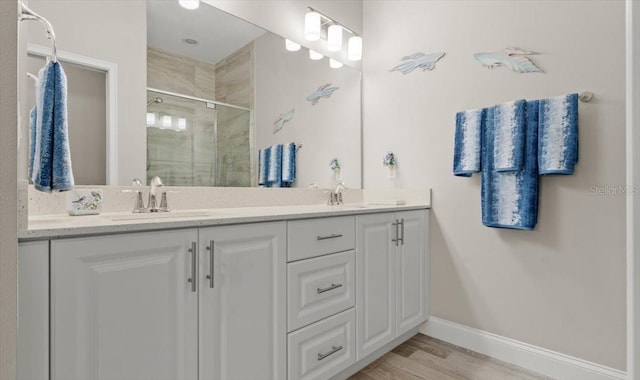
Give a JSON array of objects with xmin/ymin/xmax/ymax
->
[{"xmin": 19, "ymin": 0, "xmax": 362, "ymax": 189}]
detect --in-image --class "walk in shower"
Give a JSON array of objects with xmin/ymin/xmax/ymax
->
[{"xmin": 146, "ymin": 89, "xmax": 252, "ymax": 187}]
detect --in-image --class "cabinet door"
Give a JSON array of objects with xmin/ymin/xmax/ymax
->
[
  {"xmin": 51, "ymin": 230, "xmax": 198, "ymax": 380},
  {"xmin": 396, "ymin": 210, "xmax": 428, "ymax": 336},
  {"xmin": 199, "ymin": 222, "xmax": 286, "ymax": 380},
  {"xmin": 355, "ymin": 213, "xmax": 397, "ymax": 360}
]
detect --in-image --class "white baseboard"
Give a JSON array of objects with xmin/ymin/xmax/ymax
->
[{"xmin": 421, "ymin": 317, "xmax": 627, "ymax": 380}]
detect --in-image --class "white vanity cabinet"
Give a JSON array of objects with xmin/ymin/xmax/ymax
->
[
  {"xmin": 355, "ymin": 210, "xmax": 429, "ymax": 360},
  {"xmin": 50, "ymin": 229, "xmax": 199, "ymax": 380},
  {"xmin": 198, "ymin": 222, "xmax": 286, "ymax": 380}
]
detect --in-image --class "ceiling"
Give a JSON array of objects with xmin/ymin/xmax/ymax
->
[{"xmin": 147, "ymin": 0, "xmax": 267, "ymax": 64}]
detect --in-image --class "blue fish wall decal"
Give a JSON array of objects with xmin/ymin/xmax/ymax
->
[
  {"xmin": 474, "ymin": 47, "xmax": 543, "ymax": 73},
  {"xmin": 390, "ymin": 52, "xmax": 446, "ymax": 74},
  {"xmin": 306, "ymin": 84, "xmax": 339, "ymax": 105},
  {"xmin": 273, "ymin": 109, "xmax": 295, "ymax": 134}
]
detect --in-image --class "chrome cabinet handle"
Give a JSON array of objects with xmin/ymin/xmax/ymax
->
[
  {"xmin": 317, "ymin": 283, "xmax": 343, "ymax": 294},
  {"xmin": 392, "ymin": 220, "xmax": 399, "ymax": 246},
  {"xmin": 317, "ymin": 345, "xmax": 343, "ymax": 361},
  {"xmin": 188, "ymin": 242, "xmax": 197, "ymax": 292},
  {"xmin": 317, "ymin": 234, "xmax": 343, "ymax": 241},
  {"xmin": 400, "ymin": 218, "xmax": 405, "ymax": 246},
  {"xmin": 205, "ymin": 240, "xmax": 214, "ymax": 289}
]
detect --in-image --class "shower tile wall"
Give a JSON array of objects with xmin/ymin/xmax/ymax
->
[{"xmin": 147, "ymin": 45, "xmax": 253, "ymax": 186}]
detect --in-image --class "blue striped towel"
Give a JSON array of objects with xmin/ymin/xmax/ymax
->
[
  {"xmin": 538, "ymin": 93, "xmax": 579, "ymax": 175},
  {"xmin": 482, "ymin": 101, "xmax": 539, "ymax": 230},
  {"xmin": 258, "ymin": 147, "xmax": 269, "ymax": 186},
  {"xmin": 453, "ymin": 108, "xmax": 484, "ymax": 177},
  {"xmin": 493, "ymin": 100, "xmax": 526, "ymax": 172},
  {"xmin": 282, "ymin": 142, "xmax": 296, "ymax": 187},
  {"xmin": 267, "ymin": 144, "xmax": 283, "ymax": 187},
  {"xmin": 31, "ymin": 61, "xmax": 74, "ymax": 192}
]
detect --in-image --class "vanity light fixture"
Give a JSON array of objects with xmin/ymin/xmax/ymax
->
[
  {"xmin": 329, "ymin": 58, "xmax": 343, "ymax": 69},
  {"xmin": 348, "ymin": 36, "xmax": 362, "ymax": 61},
  {"xmin": 304, "ymin": 7, "xmax": 362, "ymax": 61},
  {"xmin": 285, "ymin": 39, "xmax": 301, "ymax": 52},
  {"xmin": 304, "ymin": 11, "xmax": 321, "ymax": 41},
  {"xmin": 178, "ymin": 0, "xmax": 200, "ymax": 10},
  {"xmin": 309, "ymin": 49, "xmax": 324, "ymax": 60},
  {"xmin": 327, "ymin": 24, "xmax": 342, "ymax": 52}
]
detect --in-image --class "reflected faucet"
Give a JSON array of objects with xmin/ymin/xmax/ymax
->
[{"xmin": 148, "ymin": 176, "xmax": 163, "ymax": 212}]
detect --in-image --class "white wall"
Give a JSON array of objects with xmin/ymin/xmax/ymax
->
[
  {"xmin": 21, "ymin": 0, "xmax": 146, "ymax": 185},
  {"xmin": 363, "ymin": 0, "xmax": 626, "ymax": 370},
  {"xmin": 254, "ymin": 33, "xmax": 361, "ymax": 189}
]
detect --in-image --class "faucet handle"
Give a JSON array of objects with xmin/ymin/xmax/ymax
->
[{"xmin": 158, "ymin": 190, "xmax": 177, "ymax": 212}]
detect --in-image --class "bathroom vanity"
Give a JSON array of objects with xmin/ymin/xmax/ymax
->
[{"xmin": 18, "ymin": 199, "xmax": 430, "ymax": 380}]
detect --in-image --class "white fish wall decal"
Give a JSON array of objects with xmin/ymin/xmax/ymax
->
[
  {"xmin": 306, "ymin": 84, "xmax": 339, "ymax": 105},
  {"xmin": 390, "ymin": 52, "xmax": 446, "ymax": 74},
  {"xmin": 273, "ymin": 109, "xmax": 295, "ymax": 134},
  {"xmin": 474, "ymin": 47, "xmax": 543, "ymax": 73}
]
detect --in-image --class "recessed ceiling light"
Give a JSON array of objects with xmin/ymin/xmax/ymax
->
[
  {"xmin": 179, "ymin": 0, "xmax": 200, "ymax": 10},
  {"xmin": 183, "ymin": 38, "xmax": 199, "ymax": 46}
]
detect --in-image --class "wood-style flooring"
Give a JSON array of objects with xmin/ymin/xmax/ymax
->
[{"xmin": 349, "ymin": 334, "xmax": 554, "ymax": 380}]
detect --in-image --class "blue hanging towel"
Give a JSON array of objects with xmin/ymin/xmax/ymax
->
[
  {"xmin": 31, "ymin": 61, "xmax": 74, "ymax": 192},
  {"xmin": 453, "ymin": 108, "xmax": 484, "ymax": 177},
  {"xmin": 282, "ymin": 142, "xmax": 296, "ymax": 187},
  {"xmin": 493, "ymin": 99, "xmax": 526, "ymax": 172},
  {"xmin": 538, "ymin": 93, "xmax": 579, "ymax": 174},
  {"xmin": 267, "ymin": 144, "xmax": 283, "ymax": 187},
  {"xmin": 28, "ymin": 106, "xmax": 37, "ymax": 181},
  {"xmin": 482, "ymin": 101, "xmax": 539, "ymax": 230},
  {"xmin": 258, "ymin": 147, "xmax": 269, "ymax": 186}
]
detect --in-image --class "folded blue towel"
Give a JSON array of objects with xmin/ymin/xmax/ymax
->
[
  {"xmin": 453, "ymin": 108, "xmax": 484, "ymax": 177},
  {"xmin": 258, "ymin": 147, "xmax": 269, "ymax": 186},
  {"xmin": 267, "ymin": 144, "xmax": 283, "ymax": 187},
  {"xmin": 538, "ymin": 93, "xmax": 579, "ymax": 174},
  {"xmin": 493, "ymin": 100, "xmax": 526, "ymax": 172},
  {"xmin": 282, "ymin": 142, "xmax": 296, "ymax": 187},
  {"xmin": 482, "ymin": 101, "xmax": 539, "ymax": 230},
  {"xmin": 31, "ymin": 61, "xmax": 74, "ymax": 192}
]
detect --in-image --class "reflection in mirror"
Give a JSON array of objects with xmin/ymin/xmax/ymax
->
[{"xmin": 20, "ymin": 1, "xmax": 361, "ymax": 188}]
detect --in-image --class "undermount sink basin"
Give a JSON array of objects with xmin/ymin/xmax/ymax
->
[{"xmin": 106, "ymin": 211, "xmax": 212, "ymax": 221}]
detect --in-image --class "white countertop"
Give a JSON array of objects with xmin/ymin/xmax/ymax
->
[{"xmin": 20, "ymin": 203, "xmax": 430, "ymax": 240}]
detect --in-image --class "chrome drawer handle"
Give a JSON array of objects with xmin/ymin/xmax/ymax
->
[
  {"xmin": 316, "ymin": 234, "xmax": 343, "ymax": 241},
  {"xmin": 188, "ymin": 242, "xmax": 197, "ymax": 293},
  {"xmin": 317, "ymin": 345, "xmax": 343, "ymax": 361},
  {"xmin": 317, "ymin": 283, "xmax": 343, "ymax": 294}
]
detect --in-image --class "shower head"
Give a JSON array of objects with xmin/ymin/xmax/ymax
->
[{"xmin": 147, "ymin": 97, "xmax": 163, "ymax": 106}]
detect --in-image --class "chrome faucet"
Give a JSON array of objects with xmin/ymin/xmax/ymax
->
[{"xmin": 328, "ymin": 182, "xmax": 348, "ymax": 205}]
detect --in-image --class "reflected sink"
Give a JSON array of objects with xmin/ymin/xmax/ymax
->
[{"xmin": 106, "ymin": 211, "xmax": 212, "ymax": 221}]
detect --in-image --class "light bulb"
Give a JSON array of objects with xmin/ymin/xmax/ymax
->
[
  {"xmin": 309, "ymin": 49, "xmax": 324, "ymax": 60},
  {"xmin": 304, "ymin": 11, "xmax": 321, "ymax": 41},
  {"xmin": 329, "ymin": 58, "xmax": 343, "ymax": 69},
  {"xmin": 178, "ymin": 0, "xmax": 200, "ymax": 10},
  {"xmin": 348, "ymin": 36, "xmax": 362, "ymax": 61},
  {"xmin": 162, "ymin": 115, "xmax": 172, "ymax": 128},
  {"xmin": 327, "ymin": 25, "xmax": 343, "ymax": 52},
  {"xmin": 285, "ymin": 39, "xmax": 301, "ymax": 52},
  {"xmin": 178, "ymin": 118, "xmax": 187, "ymax": 130},
  {"xmin": 146, "ymin": 113, "xmax": 156, "ymax": 126}
]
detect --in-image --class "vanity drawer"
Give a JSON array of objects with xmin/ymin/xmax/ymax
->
[
  {"xmin": 288, "ymin": 250, "xmax": 355, "ymax": 331},
  {"xmin": 287, "ymin": 308, "xmax": 355, "ymax": 380},
  {"xmin": 287, "ymin": 216, "xmax": 355, "ymax": 261}
]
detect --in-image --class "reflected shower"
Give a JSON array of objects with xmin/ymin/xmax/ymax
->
[{"xmin": 147, "ymin": 97, "xmax": 163, "ymax": 106}]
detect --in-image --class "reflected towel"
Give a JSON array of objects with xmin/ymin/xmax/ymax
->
[
  {"xmin": 482, "ymin": 101, "xmax": 539, "ymax": 230},
  {"xmin": 453, "ymin": 108, "xmax": 484, "ymax": 177},
  {"xmin": 31, "ymin": 61, "xmax": 74, "ymax": 192},
  {"xmin": 282, "ymin": 142, "xmax": 296, "ymax": 187},
  {"xmin": 538, "ymin": 93, "xmax": 579, "ymax": 175},
  {"xmin": 267, "ymin": 144, "xmax": 283, "ymax": 187},
  {"xmin": 493, "ymin": 99, "xmax": 525, "ymax": 172},
  {"xmin": 258, "ymin": 147, "xmax": 269, "ymax": 186}
]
